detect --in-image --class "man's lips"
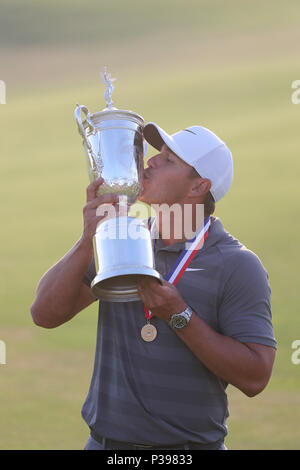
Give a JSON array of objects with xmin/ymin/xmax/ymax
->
[
  {"xmin": 144, "ymin": 169, "xmax": 151, "ymax": 179},
  {"xmin": 141, "ymin": 170, "xmax": 151, "ymax": 192}
]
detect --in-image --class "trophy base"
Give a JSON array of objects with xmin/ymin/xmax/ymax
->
[{"xmin": 91, "ymin": 266, "xmax": 162, "ymax": 302}]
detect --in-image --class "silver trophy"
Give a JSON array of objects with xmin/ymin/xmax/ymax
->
[{"xmin": 75, "ymin": 68, "xmax": 161, "ymax": 302}]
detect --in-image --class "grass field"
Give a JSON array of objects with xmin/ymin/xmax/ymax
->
[{"xmin": 0, "ymin": 0, "xmax": 300, "ymax": 449}]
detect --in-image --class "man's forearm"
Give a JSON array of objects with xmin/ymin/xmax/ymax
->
[
  {"xmin": 175, "ymin": 311, "xmax": 273, "ymax": 397},
  {"xmin": 137, "ymin": 278, "xmax": 269, "ymax": 396},
  {"xmin": 31, "ymin": 237, "xmax": 94, "ymax": 328}
]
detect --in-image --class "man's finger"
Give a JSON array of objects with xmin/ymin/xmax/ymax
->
[
  {"xmin": 86, "ymin": 177, "xmax": 104, "ymax": 201},
  {"xmin": 137, "ymin": 276, "xmax": 162, "ymax": 289},
  {"xmin": 85, "ymin": 194, "xmax": 119, "ymax": 210},
  {"xmin": 160, "ymin": 279, "xmax": 172, "ymax": 287}
]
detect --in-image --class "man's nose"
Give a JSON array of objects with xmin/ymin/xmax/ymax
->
[{"xmin": 147, "ymin": 154, "xmax": 160, "ymax": 168}]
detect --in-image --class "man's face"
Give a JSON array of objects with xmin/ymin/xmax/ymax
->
[{"xmin": 139, "ymin": 144, "xmax": 193, "ymax": 206}]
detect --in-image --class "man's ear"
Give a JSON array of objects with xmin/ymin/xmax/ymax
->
[{"xmin": 189, "ymin": 178, "xmax": 212, "ymax": 198}]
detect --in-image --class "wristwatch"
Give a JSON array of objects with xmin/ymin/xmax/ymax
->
[{"xmin": 169, "ymin": 306, "xmax": 193, "ymax": 330}]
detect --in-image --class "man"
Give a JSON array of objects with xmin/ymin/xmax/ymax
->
[{"xmin": 31, "ymin": 123, "xmax": 276, "ymax": 450}]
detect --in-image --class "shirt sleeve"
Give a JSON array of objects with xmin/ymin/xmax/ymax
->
[
  {"xmin": 218, "ymin": 248, "xmax": 277, "ymax": 349},
  {"xmin": 83, "ymin": 257, "xmax": 96, "ymax": 287}
]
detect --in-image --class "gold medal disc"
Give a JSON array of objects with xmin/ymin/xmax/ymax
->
[{"xmin": 141, "ymin": 323, "xmax": 157, "ymax": 342}]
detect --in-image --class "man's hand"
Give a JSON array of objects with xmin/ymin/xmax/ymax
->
[
  {"xmin": 30, "ymin": 176, "xmax": 119, "ymax": 329},
  {"xmin": 81, "ymin": 176, "xmax": 119, "ymax": 250},
  {"xmin": 137, "ymin": 277, "xmax": 188, "ymax": 322}
]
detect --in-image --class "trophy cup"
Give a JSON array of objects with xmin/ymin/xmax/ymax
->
[{"xmin": 74, "ymin": 68, "xmax": 161, "ymax": 302}]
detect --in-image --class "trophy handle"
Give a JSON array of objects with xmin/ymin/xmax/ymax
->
[
  {"xmin": 74, "ymin": 104, "xmax": 98, "ymax": 176},
  {"xmin": 74, "ymin": 104, "xmax": 93, "ymax": 149}
]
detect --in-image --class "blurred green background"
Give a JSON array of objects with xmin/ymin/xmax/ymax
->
[{"xmin": 0, "ymin": 0, "xmax": 299, "ymax": 449}]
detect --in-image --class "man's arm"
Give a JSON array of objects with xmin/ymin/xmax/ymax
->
[
  {"xmin": 173, "ymin": 311, "xmax": 275, "ymax": 397},
  {"xmin": 137, "ymin": 278, "xmax": 276, "ymax": 398},
  {"xmin": 30, "ymin": 177, "xmax": 118, "ymax": 328},
  {"xmin": 31, "ymin": 238, "xmax": 96, "ymax": 328}
]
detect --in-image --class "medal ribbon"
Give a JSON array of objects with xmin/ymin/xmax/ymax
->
[{"xmin": 144, "ymin": 216, "xmax": 211, "ymax": 321}]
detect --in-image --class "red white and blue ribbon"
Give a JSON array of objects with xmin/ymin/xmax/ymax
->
[{"xmin": 144, "ymin": 216, "xmax": 211, "ymax": 320}]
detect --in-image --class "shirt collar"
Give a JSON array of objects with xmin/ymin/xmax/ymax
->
[{"xmin": 152, "ymin": 216, "xmax": 225, "ymax": 254}]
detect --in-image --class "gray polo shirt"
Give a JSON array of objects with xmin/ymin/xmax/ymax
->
[{"xmin": 82, "ymin": 216, "xmax": 276, "ymax": 446}]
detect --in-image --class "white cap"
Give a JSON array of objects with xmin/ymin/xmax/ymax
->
[{"xmin": 143, "ymin": 123, "xmax": 233, "ymax": 202}]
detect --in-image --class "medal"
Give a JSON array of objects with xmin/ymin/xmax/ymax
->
[
  {"xmin": 142, "ymin": 216, "xmax": 211, "ymax": 343},
  {"xmin": 141, "ymin": 322, "xmax": 157, "ymax": 342}
]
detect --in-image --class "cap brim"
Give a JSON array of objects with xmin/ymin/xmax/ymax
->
[{"xmin": 143, "ymin": 122, "xmax": 183, "ymax": 160}]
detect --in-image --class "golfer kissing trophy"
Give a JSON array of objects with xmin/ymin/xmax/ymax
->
[{"xmin": 74, "ymin": 68, "xmax": 161, "ymax": 302}]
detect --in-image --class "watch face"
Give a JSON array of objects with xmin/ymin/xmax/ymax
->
[{"xmin": 173, "ymin": 315, "xmax": 188, "ymax": 329}]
